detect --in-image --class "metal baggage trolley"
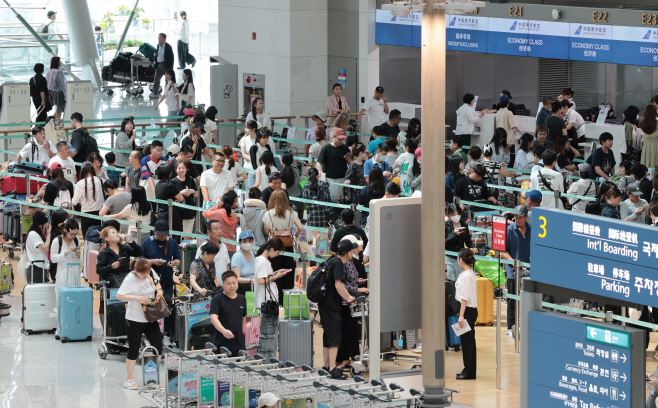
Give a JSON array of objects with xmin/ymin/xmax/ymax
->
[{"xmin": 97, "ymin": 281, "xmax": 129, "ymax": 359}]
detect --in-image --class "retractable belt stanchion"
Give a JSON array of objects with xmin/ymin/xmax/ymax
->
[
  {"xmin": 494, "ymin": 255, "xmax": 503, "ymax": 391},
  {"xmin": 168, "ymin": 199, "xmax": 173, "ymax": 230},
  {"xmin": 514, "ymin": 259, "xmax": 520, "ymax": 354}
]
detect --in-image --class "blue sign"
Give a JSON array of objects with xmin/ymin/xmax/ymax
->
[
  {"xmin": 527, "ymin": 20, "xmax": 570, "ymax": 60},
  {"xmin": 529, "ymin": 312, "xmax": 637, "ymax": 408},
  {"xmin": 612, "ymin": 26, "xmax": 658, "ymax": 67},
  {"xmin": 586, "ymin": 324, "xmax": 631, "ymax": 349},
  {"xmin": 487, "ymin": 18, "xmax": 529, "ymax": 56},
  {"xmin": 375, "ymin": 10, "xmax": 421, "ymax": 48},
  {"xmin": 447, "ymin": 15, "xmax": 488, "ymax": 53},
  {"xmin": 568, "ymin": 23, "xmax": 612, "ymax": 63}
]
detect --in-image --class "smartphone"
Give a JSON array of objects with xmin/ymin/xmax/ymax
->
[
  {"xmin": 174, "ymin": 11, "xmax": 178, "ymax": 18},
  {"xmin": 73, "ymin": 246, "xmax": 81, "ymax": 252},
  {"xmin": 118, "ymin": 257, "xmax": 126, "ymax": 262},
  {"xmin": 280, "ymin": 269, "xmax": 293, "ymax": 275}
]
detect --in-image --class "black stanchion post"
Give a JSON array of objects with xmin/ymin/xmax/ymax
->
[
  {"xmin": 168, "ymin": 199, "xmax": 173, "ymax": 229},
  {"xmin": 301, "ymin": 252, "xmax": 307, "ymax": 289},
  {"xmin": 514, "ymin": 259, "xmax": 520, "ymax": 354},
  {"xmin": 136, "ymin": 220, "xmax": 142, "ymax": 244}
]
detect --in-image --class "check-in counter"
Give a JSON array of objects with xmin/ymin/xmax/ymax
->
[{"xmin": 472, "ymin": 113, "xmax": 537, "ymax": 151}]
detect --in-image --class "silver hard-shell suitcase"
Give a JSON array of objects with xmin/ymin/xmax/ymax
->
[
  {"xmin": 21, "ymin": 264, "xmax": 57, "ymax": 335},
  {"xmin": 278, "ymin": 290, "xmax": 313, "ymax": 367}
]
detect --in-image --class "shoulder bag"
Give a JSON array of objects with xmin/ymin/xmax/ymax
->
[
  {"xmin": 143, "ymin": 273, "xmax": 171, "ymax": 323},
  {"xmin": 260, "ymin": 276, "xmax": 279, "ymax": 316},
  {"xmin": 271, "ymin": 211, "xmax": 294, "ymax": 247}
]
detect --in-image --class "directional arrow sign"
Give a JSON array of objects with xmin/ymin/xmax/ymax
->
[
  {"xmin": 590, "ymin": 328, "xmax": 597, "ymax": 337},
  {"xmin": 621, "ymin": 372, "xmax": 627, "ymax": 382},
  {"xmin": 621, "ymin": 353, "xmax": 627, "ymax": 363},
  {"xmin": 621, "ymin": 391, "xmax": 626, "ymax": 400}
]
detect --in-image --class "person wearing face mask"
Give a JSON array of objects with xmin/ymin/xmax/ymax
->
[
  {"xmin": 445, "ymin": 203, "xmax": 474, "ymax": 282},
  {"xmin": 536, "ymin": 97, "xmax": 553, "ymax": 127},
  {"xmin": 364, "ymin": 143, "xmax": 392, "ymax": 183},
  {"xmin": 232, "ymin": 231, "xmax": 257, "ymax": 295}
]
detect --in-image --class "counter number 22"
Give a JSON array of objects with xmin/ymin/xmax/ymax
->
[{"xmin": 538, "ymin": 216, "xmax": 547, "ymax": 238}]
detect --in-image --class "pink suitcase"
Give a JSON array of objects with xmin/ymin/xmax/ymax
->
[
  {"xmin": 244, "ymin": 316, "xmax": 260, "ymax": 357},
  {"xmin": 85, "ymin": 249, "xmax": 100, "ymax": 286}
]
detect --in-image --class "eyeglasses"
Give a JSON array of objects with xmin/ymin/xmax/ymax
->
[
  {"xmin": 152, "ymin": 149, "xmax": 163, "ymax": 153},
  {"xmin": 213, "ymin": 159, "xmax": 225, "ymax": 163}
]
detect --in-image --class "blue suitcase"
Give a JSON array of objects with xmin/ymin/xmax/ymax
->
[
  {"xmin": 446, "ymin": 314, "xmax": 461, "ymax": 351},
  {"xmin": 57, "ymin": 286, "xmax": 93, "ymax": 343}
]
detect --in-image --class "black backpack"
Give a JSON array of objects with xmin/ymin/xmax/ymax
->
[
  {"xmin": 445, "ymin": 280, "xmax": 461, "ymax": 316},
  {"xmin": 306, "ymin": 256, "xmax": 338, "ymax": 303}
]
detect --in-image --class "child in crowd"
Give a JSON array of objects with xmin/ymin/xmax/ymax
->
[{"xmin": 105, "ymin": 152, "xmax": 122, "ymax": 184}]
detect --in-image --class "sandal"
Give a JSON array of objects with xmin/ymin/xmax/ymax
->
[{"xmin": 123, "ymin": 379, "xmax": 139, "ymax": 390}]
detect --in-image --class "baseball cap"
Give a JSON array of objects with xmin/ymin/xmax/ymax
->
[
  {"xmin": 239, "ymin": 230, "xmax": 254, "ymax": 241},
  {"xmin": 627, "ymin": 182, "xmax": 643, "ymax": 196},
  {"xmin": 337, "ymin": 239, "xmax": 358, "ymax": 253},
  {"xmin": 32, "ymin": 211, "xmax": 48, "ymax": 227},
  {"xmin": 257, "ymin": 393, "xmax": 282, "ymax": 408},
  {"xmin": 49, "ymin": 162, "xmax": 63, "ymax": 171},
  {"xmin": 333, "ymin": 128, "xmax": 347, "ymax": 138},
  {"xmin": 342, "ymin": 235, "xmax": 363, "ymax": 258},
  {"xmin": 526, "ymin": 190, "xmax": 542, "ymax": 204},
  {"xmin": 47, "ymin": 10, "xmax": 57, "ymax": 17},
  {"xmin": 375, "ymin": 86, "xmax": 384, "ymax": 94},
  {"xmin": 168, "ymin": 144, "xmax": 181, "ymax": 155},
  {"xmin": 312, "ymin": 111, "xmax": 327, "ymax": 122},
  {"xmin": 578, "ymin": 163, "xmax": 592, "ymax": 174},
  {"xmin": 499, "ymin": 94, "xmax": 511, "ymax": 103},
  {"xmin": 184, "ymin": 109, "xmax": 195, "ymax": 117},
  {"xmin": 513, "ymin": 205, "xmax": 528, "ymax": 216},
  {"xmin": 154, "ymin": 220, "xmax": 169, "ymax": 235}
]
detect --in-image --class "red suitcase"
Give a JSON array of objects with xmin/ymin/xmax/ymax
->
[{"xmin": 1, "ymin": 176, "xmax": 47, "ymax": 195}]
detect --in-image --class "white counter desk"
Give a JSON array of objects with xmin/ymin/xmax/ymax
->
[{"xmin": 472, "ymin": 113, "xmax": 537, "ymax": 150}]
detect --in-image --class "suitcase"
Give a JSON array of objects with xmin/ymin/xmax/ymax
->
[
  {"xmin": 21, "ymin": 267, "xmax": 57, "ymax": 334},
  {"xmin": 278, "ymin": 290, "xmax": 313, "ymax": 366},
  {"xmin": 102, "ymin": 65, "xmax": 113, "ymax": 81},
  {"xmin": 138, "ymin": 66, "xmax": 155, "ymax": 82},
  {"xmin": 111, "ymin": 53, "xmax": 132, "ymax": 73},
  {"xmin": 190, "ymin": 318, "xmax": 216, "ymax": 350},
  {"xmin": 138, "ymin": 43, "xmax": 157, "ymax": 60},
  {"xmin": 57, "ymin": 286, "xmax": 93, "ymax": 342},
  {"xmin": 3, "ymin": 205, "xmax": 21, "ymax": 242},
  {"xmin": 10, "ymin": 161, "xmax": 46, "ymax": 175},
  {"xmin": 244, "ymin": 316, "xmax": 260, "ymax": 357},
  {"xmin": 446, "ymin": 314, "xmax": 461, "ymax": 351},
  {"xmin": 475, "ymin": 277, "xmax": 494, "ymax": 325},
  {"xmin": 105, "ymin": 301, "xmax": 127, "ymax": 337},
  {"xmin": 1, "ymin": 175, "xmax": 47, "ymax": 195},
  {"xmin": 83, "ymin": 240, "xmax": 100, "ymax": 284}
]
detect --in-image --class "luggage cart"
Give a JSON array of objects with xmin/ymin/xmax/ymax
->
[
  {"xmin": 0, "ymin": 257, "xmax": 12, "ymax": 320},
  {"xmin": 349, "ymin": 297, "xmax": 422, "ymax": 377},
  {"xmin": 314, "ymin": 377, "xmax": 423, "ymax": 408},
  {"xmin": 97, "ymin": 282, "xmax": 129, "ymax": 359},
  {"xmin": 101, "ymin": 54, "xmax": 154, "ymax": 96},
  {"xmin": 171, "ymin": 293, "xmax": 213, "ymax": 351}
]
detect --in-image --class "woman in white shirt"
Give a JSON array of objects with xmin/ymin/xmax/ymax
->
[
  {"xmin": 240, "ymin": 120, "xmax": 260, "ymax": 189},
  {"xmin": 514, "ymin": 133, "xmax": 535, "ymax": 170},
  {"xmin": 25, "ymin": 211, "xmax": 51, "ymax": 283},
  {"xmin": 177, "ymin": 69, "xmax": 195, "ymax": 114},
  {"xmin": 51, "ymin": 218, "xmax": 82, "ymax": 303},
  {"xmin": 106, "ymin": 186, "xmax": 153, "ymax": 244},
  {"xmin": 245, "ymin": 97, "xmax": 271, "ymax": 131},
  {"xmin": 72, "ymin": 163, "xmax": 104, "ymax": 237},
  {"xmin": 455, "ymin": 248, "xmax": 478, "ymax": 380},
  {"xmin": 154, "ymin": 69, "xmax": 180, "ymax": 139},
  {"xmin": 204, "ymin": 106, "xmax": 219, "ymax": 145},
  {"xmin": 254, "ymin": 238, "xmax": 287, "ymax": 359},
  {"xmin": 254, "ymin": 151, "xmax": 278, "ymax": 191},
  {"xmin": 221, "ymin": 145, "xmax": 247, "ymax": 187},
  {"xmin": 116, "ymin": 258, "xmax": 163, "ymax": 390}
]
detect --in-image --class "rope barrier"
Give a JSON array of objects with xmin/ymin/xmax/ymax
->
[{"xmin": 272, "ymin": 122, "xmax": 309, "ymax": 132}]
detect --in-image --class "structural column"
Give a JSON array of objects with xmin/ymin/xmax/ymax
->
[
  {"xmin": 421, "ymin": 2, "xmax": 449, "ymax": 407},
  {"xmin": 60, "ymin": 0, "xmax": 102, "ymax": 88}
]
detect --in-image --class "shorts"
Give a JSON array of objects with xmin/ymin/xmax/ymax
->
[
  {"xmin": 49, "ymin": 90, "xmax": 66, "ymax": 111},
  {"xmin": 318, "ymin": 300, "xmax": 342, "ymax": 348}
]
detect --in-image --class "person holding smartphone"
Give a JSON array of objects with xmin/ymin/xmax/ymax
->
[
  {"xmin": 254, "ymin": 238, "xmax": 286, "ymax": 360},
  {"xmin": 445, "ymin": 203, "xmax": 474, "ymax": 282},
  {"xmin": 50, "ymin": 218, "xmax": 82, "ymax": 305}
]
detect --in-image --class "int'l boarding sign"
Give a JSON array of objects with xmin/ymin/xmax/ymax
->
[
  {"xmin": 492, "ymin": 215, "xmax": 507, "ymax": 251},
  {"xmin": 530, "ymin": 208, "xmax": 658, "ymax": 308}
]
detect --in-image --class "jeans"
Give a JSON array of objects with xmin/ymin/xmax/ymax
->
[
  {"xmin": 258, "ymin": 312, "xmax": 279, "ymax": 360},
  {"xmin": 247, "ymin": 172, "xmax": 256, "ymax": 190},
  {"xmin": 446, "ymin": 256, "xmax": 463, "ymax": 282}
]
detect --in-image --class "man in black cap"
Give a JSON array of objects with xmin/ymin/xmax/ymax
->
[
  {"xmin": 40, "ymin": 11, "xmax": 63, "ymax": 41},
  {"xmin": 141, "ymin": 220, "xmax": 181, "ymax": 335}
]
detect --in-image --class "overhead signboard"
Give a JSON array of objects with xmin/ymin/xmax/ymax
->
[
  {"xmin": 531, "ymin": 208, "xmax": 658, "ymax": 307},
  {"xmin": 568, "ymin": 23, "xmax": 613, "ymax": 63},
  {"xmin": 375, "ymin": 10, "xmax": 658, "ymax": 67},
  {"xmin": 529, "ymin": 312, "xmax": 643, "ymax": 408}
]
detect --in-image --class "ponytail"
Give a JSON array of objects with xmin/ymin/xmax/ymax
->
[{"xmin": 307, "ymin": 168, "xmax": 320, "ymax": 194}]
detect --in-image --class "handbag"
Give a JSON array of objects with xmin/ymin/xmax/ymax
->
[
  {"xmin": 259, "ymin": 276, "xmax": 279, "ymax": 316},
  {"xmin": 271, "ymin": 211, "xmax": 294, "ymax": 247},
  {"xmin": 143, "ymin": 274, "xmax": 171, "ymax": 323},
  {"xmin": 110, "ymin": 272, "xmax": 130, "ymax": 288}
]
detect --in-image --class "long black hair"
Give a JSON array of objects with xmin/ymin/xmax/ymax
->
[
  {"xmin": 256, "ymin": 237, "xmax": 284, "ymax": 257},
  {"xmin": 221, "ymin": 190, "xmax": 237, "ymax": 219},
  {"xmin": 490, "ymin": 127, "xmax": 507, "ymax": 155},
  {"xmin": 448, "ymin": 156, "xmax": 463, "ymax": 181},
  {"xmin": 406, "ymin": 118, "xmax": 421, "ymax": 139},
  {"xmin": 519, "ymin": 133, "xmax": 534, "ymax": 153},
  {"xmin": 130, "ymin": 186, "xmax": 151, "ymax": 217},
  {"xmin": 79, "ymin": 163, "xmax": 97, "ymax": 200},
  {"xmin": 280, "ymin": 152, "xmax": 296, "ymax": 188},
  {"xmin": 178, "ymin": 69, "xmax": 193, "ymax": 94},
  {"xmin": 623, "ymin": 105, "xmax": 640, "ymax": 125},
  {"xmin": 260, "ymin": 151, "xmax": 275, "ymax": 176},
  {"xmin": 165, "ymin": 69, "xmax": 177, "ymax": 87},
  {"xmin": 368, "ymin": 166, "xmax": 385, "ymax": 196},
  {"xmin": 307, "ymin": 167, "xmax": 320, "ymax": 194},
  {"xmin": 251, "ymin": 96, "xmax": 263, "ymax": 120},
  {"xmin": 205, "ymin": 106, "xmax": 218, "ymax": 122}
]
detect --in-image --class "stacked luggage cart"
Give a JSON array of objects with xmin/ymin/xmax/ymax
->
[
  {"xmin": 0, "ymin": 257, "xmax": 11, "ymax": 320},
  {"xmin": 139, "ymin": 345, "xmax": 425, "ymax": 408},
  {"xmin": 101, "ymin": 43, "xmax": 157, "ymax": 96}
]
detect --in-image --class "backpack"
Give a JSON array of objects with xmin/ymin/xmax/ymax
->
[
  {"xmin": 51, "ymin": 181, "xmax": 72, "ymax": 208},
  {"xmin": 445, "ymin": 280, "xmax": 461, "ymax": 315},
  {"xmin": 37, "ymin": 21, "xmax": 52, "ymax": 35},
  {"xmin": 306, "ymin": 256, "xmax": 339, "ymax": 303},
  {"xmin": 74, "ymin": 128, "xmax": 98, "ymax": 160},
  {"xmin": 85, "ymin": 225, "xmax": 104, "ymax": 244}
]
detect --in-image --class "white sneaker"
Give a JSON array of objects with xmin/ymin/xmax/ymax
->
[
  {"xmin": 505, "ymin": 329, "xmax": 515, "ymax": 339},
  {"xmin": 149, "ymin": 93, "xmax": 160, "ymax": 99},
  {"xmin": 123, "ymin": 379, "xmax": 139, "ymax": 390}
]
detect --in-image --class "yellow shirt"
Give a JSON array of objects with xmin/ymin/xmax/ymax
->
[{"xmin": 495, "ymin": 107, "xmax": 517, "ymax": 145}]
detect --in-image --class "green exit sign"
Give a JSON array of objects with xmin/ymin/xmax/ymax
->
[{"xmin": 586, "ymin": 324, "xmax": 631, "ymax": 349}]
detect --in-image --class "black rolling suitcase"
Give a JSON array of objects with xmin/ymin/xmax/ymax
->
[
  {"xmin": 445, "ymin": 280, "xmax": 462, "ymax": 351},
  {"xmin": 111, "ymin": 52, "xmax": 132, "ymax": 73},
  {"xmin": 105, "ymin": 302, "xmax": 127, "ymax": 337},
  {"xmin": 102, "ymin": 65, "xmax": 113, "ymax": 81},
  {"xmin": 190, "ymin": 318, "xmax": 216, "ymax": 350}
]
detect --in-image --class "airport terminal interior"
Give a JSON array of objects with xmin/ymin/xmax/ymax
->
[{"xmin": 4, "ymin": 0, "xmax": 658, "ymax": 407}]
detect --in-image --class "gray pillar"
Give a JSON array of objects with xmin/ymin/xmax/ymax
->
[{"xmin": 519, "ymin": 279, "xmax": 543, "ymax": 408}]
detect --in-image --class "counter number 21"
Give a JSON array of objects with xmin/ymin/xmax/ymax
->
[{"xmin": 537, "ymin": 216, "xmax": 547, "ymax": 238}]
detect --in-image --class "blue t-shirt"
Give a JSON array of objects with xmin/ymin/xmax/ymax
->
[
  {"xmin": 367, "ymin": 138, "xmax": 385, "ymax": 155},
  {"xmin": 363, "ymin": 158, "xmax": 391, "ymax": 178},
  {"xmin": 231, "ymin": 250, "xmax": 256, "ymax": 279}
]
